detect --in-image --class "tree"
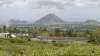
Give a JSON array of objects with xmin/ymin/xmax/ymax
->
[
  {"xmin": 54, "ymin": 28, "xmax": 63, "ymax": 37},
  {"xmin": 86, "ymin": 28, "xmax": 100, "ymax": 44},
  {"xmin": 67, "ymin": 29, "xmax": 74, "ymax": 37},
  {"xmin": 31, "ymin": 32, "xmax": 38, "ymax": 38},
  {"xmin": 0, "ymin": 28, "xmax": 2, "ymax": 33},
  {"xmin": 48, "ymin": 32, "xmax": 55, "ymax": 37},
  {"xmin": 62, "ymin": 30, "xmax": 68, "ymax": 37},
  {"xmin": 8, "ymin": 28, "xmax": 20, "ymax": 33},
  {"xmin": 3, "ymin": 25, "xmax": 7, "ymax": 33},
  {"xmin": 94, "ymin": 28, "xmax": 100, "ymax": 37}
]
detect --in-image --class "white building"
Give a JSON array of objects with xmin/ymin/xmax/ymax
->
[{"xmin": 0, "ymin": 33, "xmax": 10, "ymax": 38}]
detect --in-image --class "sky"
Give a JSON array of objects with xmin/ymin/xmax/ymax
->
[{"xmin": 0, "ymin": 0, "xmax": 100, "ymax": 24}]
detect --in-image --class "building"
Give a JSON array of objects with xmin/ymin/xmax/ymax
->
[
  {"xmin": 8, "ymin": 16, "xmax": 100, "ymax": 31},
  {"xmin": 9, "ymin": 19, "xmax": 33, "ymax": 30},
  {"xmin": 11, "ymin": 33, "xmax": 29, "ymax": 37},
  {"xmin": 0, "ymin": 33, "xmax": 10, "ymax": 38}
]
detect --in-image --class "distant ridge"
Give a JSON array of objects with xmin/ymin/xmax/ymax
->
[
  {"xmin": 35, "ymin": 13, "xmax": 65, "ymax": 25},
  {"xmin": 84, "ymin": 20, "xmax": 100, "ymax": 25}
]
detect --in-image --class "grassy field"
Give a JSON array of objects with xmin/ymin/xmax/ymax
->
[{"xmin": 0, "ymin": 38, "xmax": 100, "ymax": 56}]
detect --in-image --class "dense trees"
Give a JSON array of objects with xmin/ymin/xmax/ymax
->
[
  {"xmin": 0, "ymin": 25, "xmax": 7, "ymax": 33},
  {"xmin": 6, "ymin": 28, "xmax": 90, "ymax": 37},
  {"xmin": 54, "ymin": 28, "xmax": 63, "ymax": 37},
  {"xmin": 3, "ymin": 26, "xmax": 100, "ymax": 44},
  {"xmin": 85, "ymin": 28, "xmax": 100, "ymax": 44}
]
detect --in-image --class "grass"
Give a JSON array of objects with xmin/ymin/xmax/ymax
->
[{"xmin": 0, "ymin": 38, "xmax": 100, "ymax": 56}]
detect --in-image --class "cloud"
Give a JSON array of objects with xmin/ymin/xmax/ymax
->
[
  {"xmin": 0, "ymin": 0, "xmax": 28, "ymax": 8},
  {"xmin": 73, "ymin": 0, "xmax": 100, "ymax": 7},
  {"xmin": 32, "ymin": 0, "xmax": 100, "ymax": 10},
  {"xmin": 36, "ymin": 0, "xmax": 65, "ymax": 9},
  {"xmin": 0, "ymin": 0, "xmax": 100, "ymax": 9}
]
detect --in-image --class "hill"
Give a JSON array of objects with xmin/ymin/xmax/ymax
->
[{"xmin": 35, "ymin": 13, "xmax": 65, "ymax": 25}]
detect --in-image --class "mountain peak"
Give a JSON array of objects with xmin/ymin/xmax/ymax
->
[
  {"xmin": 35, "ymin": 13, "xmax": 65, "ymax": 25},
  {"xmin": 46, "ymin": 13, "xmax": 57, "ymax": 17}
]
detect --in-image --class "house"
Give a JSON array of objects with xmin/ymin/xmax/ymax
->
[
  {"xmin": 31, "ymin": 37, "xmax": 88, "ymax": 43},
  {"xmin": 0, "ymin": 33, "xmax": 10, "ymax": 38},
  {"xmin": 0, "ymin": 33, "xmax": 29, "ymax": 38},
  {"xmin": 11, "ymin": 33, "xmax": 29, "ymax": 37}
]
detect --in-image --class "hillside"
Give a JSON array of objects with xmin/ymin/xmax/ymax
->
[{"xmin": 35, "ymin": 13, "xmax": 65, "ymax": 25}]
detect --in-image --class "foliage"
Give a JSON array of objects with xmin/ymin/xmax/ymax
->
[
  {"xmin": 85, "ymin": 28, "xmax": 100, "ymax": 44},
  {"xmin": 1, "ymin": 38, "xmax": 100, "ymax": 56},
  {"xmin": 52, "ymin": 42, "xmax": 65, "ymax": 47},
  {"xmin": 6, "ymin": 27, "xmax": 100, "ymax": 44},
  {"xmin": 9, "ymin": 38, "xmax": 26, "ymax": 43}
]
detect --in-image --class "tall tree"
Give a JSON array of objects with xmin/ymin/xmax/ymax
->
[
  {"xmin": 3, "ymin": 25, "xmax": 7, "ymax": 33},
  {"xmin": 67, "ymin": 29, "xmax": 73, "ymax": 37},
  {"xmin": 54, "ymin": 28, "xmax": 63, "ymax": 37}
]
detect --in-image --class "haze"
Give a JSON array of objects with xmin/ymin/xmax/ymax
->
[{"xmin": 0, "ymin": 0, "xmax": 100, "ymax": 24}]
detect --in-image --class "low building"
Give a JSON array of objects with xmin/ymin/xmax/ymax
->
[
  {"xmin": 0, "ymin": 33, "xmax": 29, "ymax": 38},
  {"xmin": 0, "ymin": 33, "xmax": 10, "ymax": 38},
  {"xmin": 11, "ymin": 33, "xmax": 29, "ymax": 37}
]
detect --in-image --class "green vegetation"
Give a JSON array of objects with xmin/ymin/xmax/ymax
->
[
  {"xmin": 1, "ymin": 26, "xmax": 100, "ymax": 56},
  {"xmin": 4, "ymin": 27, "xmax": 100, "ymax": 44},
  {"xmin": 0, "ymin": 38, "xmax": 100, "ymax": 56}
]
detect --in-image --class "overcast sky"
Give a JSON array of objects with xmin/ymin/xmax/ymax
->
[{"xmin": 0, "ymin": 0, "xmax": 100, "ymax": 24}]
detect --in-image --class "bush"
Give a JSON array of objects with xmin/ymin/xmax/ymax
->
[
  {"xmin": 52, "ymin": 42, "xmax": 65, "ymax": 47},
  {"xmin": 0, "ymin": 38, "xmax": 4, "ymax": 42},
  {"xmin": 9, "ymin": 38, "xmax": 26, "ymax": 43}
]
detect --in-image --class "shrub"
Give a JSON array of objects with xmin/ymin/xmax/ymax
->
[
  {"xmin": 52, "ymin": 42, "xmax": 65, "ymax": 47},
  {"xmin": 9, "ymin": 38, "xmax": 26, "ymax": 43}
]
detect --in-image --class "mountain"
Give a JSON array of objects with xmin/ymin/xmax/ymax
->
[
  {"xmin": 84, "ymin": 20, "xmax": 100, "ymax": 25},
  {"xmin": 9, "ymin": 19, "xmax": 29, "ymax": 24},
  {"xmin": 35, "ymin": 13, "xmax": 65, "ymax": 25}
]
